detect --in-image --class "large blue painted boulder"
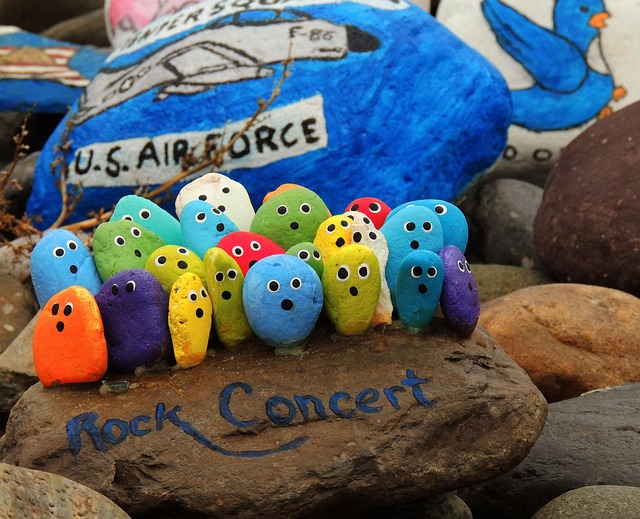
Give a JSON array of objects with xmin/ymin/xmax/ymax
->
[
  {"xmin": 0, "ymin": 26, "xmax": 107, "ymax": 113},
  {"xmin": 26, "ymin": 0, "xmax": 511, "ymax": 229}
]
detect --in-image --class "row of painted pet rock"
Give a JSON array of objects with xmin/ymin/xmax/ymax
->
[
  {"xmin": 25, "ymin": 0, "xmax": 511, "ymax": 230},
  {"xmin": 30, "ymin": 175, "xmax": 479, "ymax": 386}
]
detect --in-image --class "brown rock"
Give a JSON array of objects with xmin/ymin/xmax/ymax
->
[
  {"xmin": 42, "ymin": 8, "xmax": 110, "ymax": 48},
  {"xmin": 472, "ymin": 264, "xmax": 553, "ymax": 303},
  {"xmin": 534, "ymin": 100, "xmax": 640, "ymax": 297},
  {"xmin": 0, "ymin": 462, "xmax": 129, "ymax": 518},
  {"xmin": 0, "ymin": 0, "xmax": 103, "ymax": 33},
  {"xmin": 532, "ymin": 485, "xmax": 640, "ymax": 519},
  {"xmin": 0, "ymin": 273, "xmax": 37, "ymax": 355},
  {"xmin": 1, "ymin": 321, "xmax": 546, "ymax": 518},
  {"xmin": 480, "ymin": 283, "xmax": 640, "ymax": 402}
]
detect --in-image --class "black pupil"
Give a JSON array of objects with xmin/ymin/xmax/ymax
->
[
  {"xmin": 158, "ymin": 256, "xmax": 166, "ymax": 264},
  {"xmin": 69, "ymin": 242, "xmax": 77, "ymax": 250},
  {"xmin": 413, "ymin": 266, "xmax": 423, "ymax": 277},
  {"xmin": 300, "ymin": 251, "xmax": 309, "ymax": 259},
  {"xmin": 234, "ymin": 248, "xmax": 242, "ymax": 255},
  {"xmin": 126, "ymin": 282, "xmax": 134, "ymax": 292},
  {"xmin": 406, "ymin": 222, "xmax": 415, "ymax": 231},
  {"xmin": 228, "ymin": 271, "xmax": 236, "ymax": 279},
  {"xmin": 216, "ymin": 223, "xmax": 225, "ymax": 232},
  {"xmin": 428, "ymin": 267, "xmax": 437, "ymax": 277},
  {"xmin": 423, "ymin": 222, "xmax": 432, "ymax": 231},
  {"xmin": 222, "ymin": 187, "xmax": 230, "ymax": 193},
  {"xmin": 370, "ymin": 203, "xmax": 379, "ymax": 211},
  {"xmin": 111, "ymin": 285, "xmax": 118, "ymax": 295},
  {"xmin": 353, "ymin": 232, "xmax": 362, "ymax": 243},
  {"xmin": 216, "ymin": 272, "xmax": 224, "ymax": 282},
  {"xmin": 141, "ymin": 211, "xmax": 149, "ymax": 218},
  {"xmin": 218, "ymin": 205, "xmax": 226, "ymax": 212},
  {"xmin": 313, "ymin": 252, "xmax": 320, "ymax": 259},
  {"xmin": 292, "ymin": 279, "xmax": 301, "ymax": 288},
  {"xmin": 63, "ymin": 304, "xmax": 72, "ymax": 316},
  {"xmin": 117, "ymin": 238, "xmax": 124, "ymax": 245},
  {"xmin": 133, "ymin": 229, "xmax": 140, "ymax": 236},
  {"xmin": 359, "ymin": 266, "xmax": 368, "ymax": 277},
  {"xmin": 277, "ymin": 206, "xmax": 287, "ymax": 215},
  {"xmin": 340, "ymin": 220, "xmax": 349, "ymax": 227},
  {"xmin": 369, "ymin": 232, "xmax": 377, "ymax": 240},
  {"xmin": 198, "ymin": 194, "xmax": 207, "ymax": 201},
  {"xmin": 179, "ymin": 248, "xmax": 187, "ymax": 254},
  {"xmin": 436, "ymin": 206, "xmax": 445, "ymax": 214},
  {"xmin": 351, "ymin": 204, "xmax": 359, "ymax": 211},
  {"xmin": 269, "ymin": 281, "xmax": 279, "ymax": 291},
  {"xmin": 55, "ymin": 249, "xmax": 64, "ymax": 257},
  {"xmin": 338, "ymin": 267, "xmax": 348, "ymax": 280},
  {"xmin": 327, "ymin": 224, "xmax": 335, "ymax": 232},
  {"xmin": 301, "ymin": 204, "xmax": 310, "ymax": 213},
  {"xmin": 51, "ymin": 303, "xmax": 59, "ymax": 315},
  {"xmin": 197, "ymin": 213, "xmax": 206, "ymax": 221},
  {"xmin": 190, "ymin": 293, "xmax": 197, "ymax": 301}
]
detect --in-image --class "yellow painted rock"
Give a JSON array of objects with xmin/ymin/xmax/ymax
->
[
  {"xmin": 313, "ymin": 215, "xmax": 353, "ymax": 264},
  {"xmin": 145, "ymin": 245, "xmax": 206, "ymax": 294}
]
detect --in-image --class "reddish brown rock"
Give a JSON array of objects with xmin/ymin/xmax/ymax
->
[
  {"xmin": 480, "ymin": 284, "xmax": 640, "ymax": 402},
  {"xmin": 1, "ymin": 321, "xmax": 546, "ymax": 518},
  {"xmin": 534, "ymin": 100, "xmax": 640, "ymax": 297}
]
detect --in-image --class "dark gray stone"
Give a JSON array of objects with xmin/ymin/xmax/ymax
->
[
  {"xmin": 41, "ymin": 8, "xmax": 110, "ymax": 48},
  {"xmin": 0, "ymin": 0, "xmax": 103, "ymax": 33},
  {"xmin": 1, "ymin": 152, "xmax": 39, "ymax": 217}
]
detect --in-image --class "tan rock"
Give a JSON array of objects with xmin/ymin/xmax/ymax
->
[
  {"xmin": 1, "ymin": 321, "xmax": 546, "ymax": 518},
  {"xmin": 480, "ymin": 284, "xmax": 640, "ymax": 402},
  {"xmin": 472, "ymin": 264, "xmax": 552, "ymax": 303},
  {"xmin": 533, "ymin": 485, "xmax": 640, "ymax": 519}
]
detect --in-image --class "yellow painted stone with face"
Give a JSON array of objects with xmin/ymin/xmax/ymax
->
[
  {"xmin": 145, "ymin": 245, "xmax": 207, "ymax": 294},
  {"xmin": 322, "ymin": 244, "xmax": 381, "ymax": 336},
  {"xmin": 168, "ymin": 273, "xmax": 212, "ymax": 369},
  {"xmin": 313, "ymin": 215, "xmax": 353, "ymax": 264}
]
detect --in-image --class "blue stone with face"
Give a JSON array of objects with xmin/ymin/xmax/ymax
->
[
  {"xmin": 179, "ymin": 200, "xmax": 239, "ymax": 258},
  {"xmin": 439, "ymin": 245, "xmax": 480, "ymax": 337},
  {"xmin": 30, "ymin": 229, "xmax": 102, "ymax": 307},
  {"xmin": 111, "ymin": 194, "xmax": 182, "ymax": 245}
]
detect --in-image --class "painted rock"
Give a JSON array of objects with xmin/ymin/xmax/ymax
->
[
  {"xmin": 438, "ymin": 0, "xmax": 640, "ymax": 177},
  {"xmin": 381, "ymin": 205, "xmax": 444, "ymax": 301},
  {"xmin": 286, "ymin": 242, "xmax": 324, "ymax": 278},
  {"xmin": 175, "ymin": 173, "xmax": 255, "ymax": 231},
  {"xmin": 344, "ymin": 197, "xmax": 391, "ymax": 229},
  {"xmin": 0, "ymin": 26, "xmax": 107, "ymax": 113},
  {"xmin": 111, "ymin": 194, "xmax": 182, "ymax": 245},
  {"xmin": 387, "ymin": 199, "xmax": 468, "ymax": 252},
  {"xmin": 217, "ymin": 231, "xmax": 285, "ymax": 275},
  {"xmin": 396, "ymin": 250, "xmax": 445, "ymax": 333},
  {"xmin": 439, "ymin": 245, "xmax": 479, "ymax": 337},
  {"xmin": 95, "ymin": 269, "xmax": 171, "ymax": 373},
  {"xmin": 30, "ymin": 229, "xmax": 102, "ymax": 307},
  {"xmin": 203, "ymin": 247, "xmax": 253, "ymax": 347},
  {"xmin": 243, "ymin": 254, "xmax": 323, "ymax": 352},
  {"xmin": 251, "ymin": 185, "xmax": 331, "ymax": 251},
  {"xmin": 93, "ymin": 219, "xmax": 165, "ymax": 281},
  {"xmin": 168, "ymin": 272, "xmax": 212, "ymax": 368},
  {"xmin": 322, "ymin": 244, "xmax": 381, "ymax": 336},
  {"xmin": 26, "ymin": 0, "xmax": 511, "ymax": 229},
  {"xmin": 180, "ymin": 200, "xmax": 239, "ymax": 258},
  {"xmin": 313, "ymin": 215, "xmax": 353, "ymax": 263},
  {"xmin": 263, "ymin": 183, "xmax": 305, "ymax": 203},
  {"xmin": 32, "ymin": 286, "xmax": 107, "ymax": 386},
  {"xmin": 145, "ymin": 245, "xmax": 206, "ymax": 294}
]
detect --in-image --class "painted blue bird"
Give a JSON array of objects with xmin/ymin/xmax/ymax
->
[{"xmin": 482, "ymin": 0, "xmax": 626, "ymax": 131}]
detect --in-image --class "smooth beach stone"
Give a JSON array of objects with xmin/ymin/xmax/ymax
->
[
  {"xmin": 243, "ymin": 254, "xmax": 323, "ymax": 352},
  {"xmin": 313, "ymin": 215, "xmax": 353, "ymax": 263},
  {"xmin": 533, "ymin": 485, "xmax": 640, "ymax": 519},
  {"xmin": 438, "ymin": 0, "xmax": 639, "ymax": 177},
  {"xmin": 168, "ymin": 272, "xmax": 212, "ymax": 368},
  {"xmin": 439, "ymin": 245, "xmax": 479, "ymax": 337},
  {"xmin": 175, "ymin": 173, "xmax": 255, "ymax": 231},
  {"xmin": 26, "ymin": 0, "xmax": 511, "ymax": 230},
  {"xmin": 344, "ymin": 197, "xmax": 391, "ymax": 229},
  {"xmin": 145, "ymin": 245, "xmax": 206, "ymax": 294},
  {"xmin": 286, "ymin": 242, "xmax": 324, "ymax": 278},
  {"xmin": 179, "ymin": 200, "xmax": 239, "ymax": 258},
  {"xmin": 0, "ymin": 26, "xmax": 107, "ymax": 113},
  {"xmin": 95, "ymin": 269, "xmax": 171, "ymax": 373},
  {"xmin": 322, "ymin": 244, "xmax": 381, "ymax": 336},
  {"xmin": 32, "ymin": 286, "xmax": 107, "ymax": 386},
  {"xmin": 396, "ymin": 250, "xmax": 445, "ymax": 334},
  {"xmin": 381, "ymin": 205, "xmax": 444, "ymax": 301},
  {"xmin": 93, "ymin": 219, "xmax": 165, "ymax": 281},
  {"xmin": 30, "ymin": 229, "xmax": 102, "ymax": 307},
  {"xmin": 203, "ymin": 247, "xmax": 253, "ymax": 347},
  {"xmin": 217, "ymin": 231, "xmax": 285, "ymax": 275},
  {"xmin": 111, "ymin": 194, "xmax": 182, "ymax": 245},
  {"xmin": 251, "ymin": 186, "xmax": 331, "ymax": 251}
]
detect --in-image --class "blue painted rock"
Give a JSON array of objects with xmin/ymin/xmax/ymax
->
[
  {"xmin": 0, "ymin": 27, "xmax": 107, "ymax": 113},
  {"xmin": 32, "ymin": 286, "xmax": 107, "ymax": 386},
  {"xmin": 95, "ymin": 269, "xmax": 171, "ymax": 373},
  {"xmin": 93, "ymin": 219, "xmax": 165, "ymax": 281},
  {"xmin": 243, "ymin": 254, "xmax": 323, "ymax": 352},
  {"xmin": 438, "ymin": 0, "xmax": 639, "ymax": 177},
  {"xmin": 344, "ymin": 197, "xmax": 391, "ymax": 229},
  {"xmin": 313, "ymin": 214, "xmax": 353, "ymax": 263},
  {"xmin": 322, "ymin": 244, "xmax": 381, "ymax": 336},
  {"xmin": 30, "ymin": 229, "xmax": 102, "ymax": 307},
  {"xmin": 396, "ymin": 250, "xmax": 445, "ymax": 333},
  {"xmin": 439, "ymin": 245, "xmax": 479, "ymax": 337},
  {"xmin": 145, "ymin": 245, "xmax": 206, "ymax": 293},
  {"xmin": 203, "ymin": 247, "xmax": 253, "ymax": 347},
  {"xmin": 111, "ymin": 194, "xmax": 182, "ymax": 245},
  {"xmin": 179, "ymin": 199, "xmax": 239, "ymax": 258},
  {"xmin": 26, "ymin": 0, "xmax": 511, "ymax": 229},
  {"xmin": 217, "ymin": 231, "xmax": 285, "ymax": 275},
  {"xmin": 286, "ymin": 241, "xmax": 324, "ymax": 278},
  {"xmin": 381, "ymin": 205, "xmax": 444, "ymax": 301},
  {"xmin": 175, "ymin": 173, "xmax": 255, "ymax": 231}
]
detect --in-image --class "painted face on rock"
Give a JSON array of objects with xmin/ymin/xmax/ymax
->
[
  {"xmin": 217, "ymin": 231, "xmax": 285, "ymax": 275},
  {"xmin": 145, "ymin": 244, "xmax": 206, "ymax": 294},
  {"xmin": 439, "ymin": 245, "xmax": 479, "ymax": 338},
  {"xmin": 111, "ymin": 194, "xmax": 182, "ymax": 245},
  {"xmin": 180, "ymin": 199, "xmax": 239, "ymax": 258}
]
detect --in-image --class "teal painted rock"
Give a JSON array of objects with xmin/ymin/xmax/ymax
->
[
  {"xmin": 26, "ymin": 0, "xmax": 511, "ymax": 229},
  {"xmin": 111, "ymin": 194, "xmax": 182, "ymax": 245}
]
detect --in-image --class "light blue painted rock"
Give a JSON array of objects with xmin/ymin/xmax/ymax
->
[
  {"xmin": 111, "ymin": 194, "xmax": 182, "ymax": 245},
  {"xmin": 179, "ymin": 199, "xmax": 239, "ymax": 258},
  {"xmin": 26, "ymin": 0, "xmax": 511, "ymax": 229},
  {"xmin": 396, "ymin": 250, "xmax": 444, "ymax": 334},
  {"xmin": 30, "ymin": 229, "xmax": 102, "ymax": 307},
  {"xmin": 95, "ymin": 269, "xmax": 172, "ymax": 373},
  {"xmin": 381, "ymin": 205, "xmax": 444, "ymax": 301},
  {"xmin": 0, "ymin": 27, "xmax": 107, "ymax": 113},
  {"xmin": 439, "ymin": 244, "xmax": 480, "ymax": 337},
  {"xmin": 243, "ymin": 254, "xmax": 323, "ymax": 352}
]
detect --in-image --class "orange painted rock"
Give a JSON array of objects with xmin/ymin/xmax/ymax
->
[{"xmin": 32, "ymin": 286, "xmax": 107, "ymax": 387}]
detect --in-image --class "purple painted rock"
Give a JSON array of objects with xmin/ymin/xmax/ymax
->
[
  {"xmin": 439, "ymin": 245, "xmax": 479, "ymax": 337},
  {"xmin": 95, "ymin": 269, "xmax": 172, "ymax": 373}
]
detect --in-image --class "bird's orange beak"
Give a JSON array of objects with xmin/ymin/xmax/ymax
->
[{"xmin": 589, "ymin": 11, "xmax": 610, "ymax": 29}]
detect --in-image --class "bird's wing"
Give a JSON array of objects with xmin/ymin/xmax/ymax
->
[{"xmin": 481, "ymin": 0, "xmax": 587, "ymax": 93}]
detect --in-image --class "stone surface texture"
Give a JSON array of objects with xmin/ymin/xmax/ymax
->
[
  {"xmin": 532, "ymin": 485, "xmax": 640, "ymax": 519},
  {"xmin": 0, "ymin": 0, "xmax": 104, "ymax": 33},
  {"xmin": 41, "ymin": 8, "xmax": 109, "ymax": 48},
  {"xmin": 480, "ymin": 283, "xmax": 640, "ymax": 402},
  {"xmin": 0, "ymin": 273, "xmax": 37, "ymax": 354},
  {"xmin": 1, "ymin": 321, "xmax": 546, "ymax": 518},
  {"xmin": 460, "ymin": 384, "xmax": 640, "ymax": 519},
  {"xmin": 471, "ymin": 264, "xmax": 552, "ymax": 303},
  {"xmin": 534, "ymin": 100, "xmax": 640, "ymax": 297}
]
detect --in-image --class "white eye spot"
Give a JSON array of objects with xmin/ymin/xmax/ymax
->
[
  {"xmin": 120, "ymin": 77, "xmax": 134, "ymax": 92},
  {"xmin": 130, "ymin": 226, "xmax": 142, "ymax": 237},
  {"xmin": 139, "ymin": 209, "xmax": 151, "ymax": 220},
  {"xmin": 427, "ymin": 267, "xmax": 438, "ymax": 278},
  {"xmin": 434, "ymin": 204, "xmax": 447, "ymax": 215},
  {"xmin": 336, "ymin": 265, "xmax": 350, "ymax": 282},
  {"xmin": 299, "ymin": 203, "xmax": 311, "ymax": 214},
  {"xmin": 188, "ymin": 290, "xmax": 198, "ymax": 302},
  {"xmin": 177, "ymin": 248, "xmax": 189, "ymax": 255},
  {"xmin": 53, "ymin": 247, "xmax": 65, "ymax": 258},
  {"xmin": 404, "ymin": 222, "xmax": 416, "ymax": 232},
  {"xmin": 232, "ymin": 246, "xmax": 244, "ymax": 257},
  {"xmin": 411, "ymin": 266, "xmax": 423, "ymax": 279},
  {"xmin": 357, "ymin": 263, "xmax": 370, "ymax": 280},
  {"xmin": 290, "ymin": 277, "xmax": 302, "ymax": 289},
  {"xmin": 227, "ymin": 269, "xmax": 238, "ymax": 279},
  {"xmin": 114, "ymin": 236, "xmax": 126, "ymax": 247},
  {"xmin": 125, "ymin": 280, "xmax": 136, "ymax": 292},
  {"xmin": 465, "ymin": 261, "xmax": 471, "ymax": 273},
  {"xmin": 200, "ymin": 288, "xmax": 208, "ymax": 298},
  {"xmin": 277, "ymin": 205, "xmax": 288, "ymax": 216},
  {"xmin": 457, "ymin": 260, "xmax": 465, "ymax": 272},
  {"xmin": 67, "ymin": 240, "xmax": 78, "ymax": 251},
  {"xmin": 268, "ymin": 280, "xmax": 280, "ymax": 292},
  {"xmin": 121, "ymin": 215, "xmax": 133, "ymax": 221},
  {"xmin": 155, "ymin": 255, "xmax": 167, "ymax": 267},
  {"xmin": 196, "ymin": 212, "xmax": 207, "ymax": 223},
  {"xmin": 250, "ymin": 241, "xmax": 261, "ymax": 251},
  {"xmin": 312, "ymin": 250, "xmax": 321, "ymax": 260}
]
